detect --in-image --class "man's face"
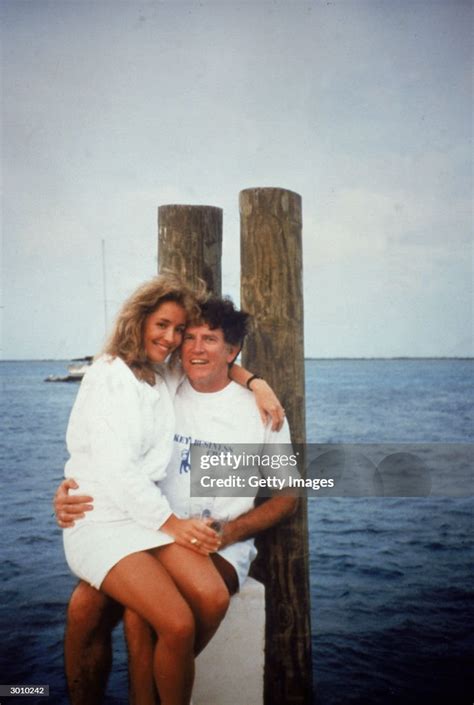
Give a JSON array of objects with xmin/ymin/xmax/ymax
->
[{"xmin": 181, "ymin": 323, "xmax": 239, "ymax": 392}]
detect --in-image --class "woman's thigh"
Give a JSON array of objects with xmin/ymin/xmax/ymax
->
[
  {"xmin": 101, "ymin": 550, "xmax": 194, "ymax": 637},
  {"xmin": 153, "ymin": 545, "xmax": 229, "ymax": 614}
]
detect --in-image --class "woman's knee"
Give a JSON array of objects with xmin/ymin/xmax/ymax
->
[
  {"xmin": 123, "ymin": 608, "xmax": 146, "ymax": 632},
  {"xmin": 124, "ymin": 609, "xmax": 153, "ymax": 650},
  {"xmin": 158, "ymin": 611, "xmax": 195, "ymax": 652},
  {"xmin": 194, "ymin": 582, "xmax": 230, "ymax": 625}
]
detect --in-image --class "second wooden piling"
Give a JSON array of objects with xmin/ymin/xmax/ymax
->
[
  {"xmin": 158, "ymin": 204, "xmax": 222, "ymax": 294},
  {"xmin": 240, "ymin": 186, "xmax": 313, "ymax": 705}
]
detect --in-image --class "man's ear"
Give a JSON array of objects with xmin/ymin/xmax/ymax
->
[{"xmin": 227, "ymin": 344, "xmax": 241, "ymax": 366}]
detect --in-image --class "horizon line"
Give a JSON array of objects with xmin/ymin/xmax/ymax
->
[{"xmin": 1, "ymin": 356, "xmax": 473, "ymax": 363}]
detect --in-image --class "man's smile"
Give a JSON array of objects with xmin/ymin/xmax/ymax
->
[{"xmin": 181, "ymin": 323, "xmax": 239, "ymax": 392}]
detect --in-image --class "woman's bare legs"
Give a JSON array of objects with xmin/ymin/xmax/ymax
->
[
  {"xmin": 124, "ymin": 610, "xmax": 158, "ymax": 705},
  {"xmin": 157, "ymin": 544, "xmax": 230, "ymax": 653},
  {"xmin": 101, "ymin": 550, "xmax": 195, "ymax": 705},
  {"xmin": 125, "ymin": 545, "xmax": 234, "ymax": 705}
]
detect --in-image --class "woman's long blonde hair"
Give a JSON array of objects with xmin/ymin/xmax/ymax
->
[{"xmin": 103, "ymin": 273, "xmax": 206, "ymax": 384}]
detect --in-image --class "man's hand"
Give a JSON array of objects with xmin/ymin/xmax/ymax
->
[
  {"xmin": 53, "ymin": 478, "xmax": 93, "ymax": 529},
  {"xmin": 218, "ymin": 521, "xmax": 237, "ymax": 551},
  {"xmin": 218, "ymin": 495, "xmax": 298, "ymax": 550}
]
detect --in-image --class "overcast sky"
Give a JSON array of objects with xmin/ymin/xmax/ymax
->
[{"xmin": 1, "ymin": 0, "xmax": 472, "ymax": 359}]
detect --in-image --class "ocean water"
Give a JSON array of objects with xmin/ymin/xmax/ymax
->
[{"xmin": 0, "ymin": 359, "xmax": 472, "ymax": 704}]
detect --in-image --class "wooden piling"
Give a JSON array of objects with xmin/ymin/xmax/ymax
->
[
  {"xmin": 158, "ymin": 205, "xmax": 266, "ymax": 705},
  {"xmin": 158, "ymin": 204, "xmax": 223, "ymax": 294},
  {"xmin": 240, "ymin": 187, "xmax": 313, "ymax": 705}
]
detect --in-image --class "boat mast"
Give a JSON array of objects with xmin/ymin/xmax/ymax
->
[{"xmin": 101, "ymin": 239, "xmax": 108, "ymax": 335}]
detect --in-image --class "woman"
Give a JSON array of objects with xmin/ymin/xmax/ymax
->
[{"xmin": 62, "ymin": 273, "xmax": 282, "ymax": 705}]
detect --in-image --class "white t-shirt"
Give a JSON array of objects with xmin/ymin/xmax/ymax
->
[{"xmin": 159, "ymin": 378, "xmax": 293, "ymax": 586}]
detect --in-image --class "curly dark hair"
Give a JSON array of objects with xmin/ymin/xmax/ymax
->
[{"xmin": 190, "ymin": 296, "xmax": 250, "ymax": 348}]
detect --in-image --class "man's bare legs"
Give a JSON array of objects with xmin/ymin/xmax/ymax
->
[
  {"xmin": 125, "ymin": 545, "xmax": 236, "ymax": 705},
  {"xmin": 65, "ymin": 581, "xmax": 123, "ymax": 705}
]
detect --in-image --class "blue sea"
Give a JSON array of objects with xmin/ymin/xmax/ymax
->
[{"xmin": 0, "ymin": 359, "xmax": 472, "ymax": 704}]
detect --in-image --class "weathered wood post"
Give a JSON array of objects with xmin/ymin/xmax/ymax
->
[
  {"xmin": 240, "ymin": 187, "xmax": 313, "ymax": 704},
  {"xmin": 158, "ymin": 202, "xmax": 266, "ymax": 705},
  {"xmin": 158, "ymin": 204, "xmax": 222, "ymax": 294}
]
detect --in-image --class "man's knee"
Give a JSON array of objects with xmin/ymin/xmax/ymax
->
[{"xmin": 67, "ymin": 581, "xmax": 121, "ymax": 637}]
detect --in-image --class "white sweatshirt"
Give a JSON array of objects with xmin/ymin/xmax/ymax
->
[{"xmin": 64, "ymin": 355, "xmax": 177, "ymax": 531}]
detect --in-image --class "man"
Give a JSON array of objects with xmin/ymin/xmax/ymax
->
[{"xmin": 55, "ymin": 297, "xmax": 297, "ymax": 704}]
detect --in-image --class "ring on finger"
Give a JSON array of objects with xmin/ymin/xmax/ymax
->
[{"xmin": 190, "ymin": 537, "xmax": 199, "ymax": 546}]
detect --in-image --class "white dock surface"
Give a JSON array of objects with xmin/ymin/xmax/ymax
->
[{"xmin": 194, "ymin": 577, "xmax": 265, "ymax": 705}]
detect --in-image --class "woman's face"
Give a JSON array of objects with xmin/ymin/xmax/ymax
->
[{"xmin": 143, "ymin": 301, "xmax": 187, "ymax": 364}]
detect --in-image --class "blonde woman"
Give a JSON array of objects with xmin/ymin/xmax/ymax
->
[{"xmin": 61, "ymin": 273, "xmax": 283, "ymax": 705}]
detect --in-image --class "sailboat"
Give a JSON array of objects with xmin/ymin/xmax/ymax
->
[
  {"xmin": 44, "ymin": 356, "xmax": 93, "ymax": 383},
  {"xmin": 44, "ymin": 241, "xmax": 108, "ymax": 384}
]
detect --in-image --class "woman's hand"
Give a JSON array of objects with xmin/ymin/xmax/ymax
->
[
  {"xmin": 53, "ymin": 478, "xmax": 94, "ymax": 528},
  {"xmin": 228, "ymin": 364, "xmax": 285, "ymax": 431},
  {"xmin": 160, "ymin": 514, "xmax": 221, "ymax": 555},
  {"xmin": 250, "ymin": 378, "xmax": 285, "ymax": 431}
]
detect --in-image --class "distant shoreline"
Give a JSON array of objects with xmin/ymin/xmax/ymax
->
[
  {"xmin": 2, "ymin": 357, "xmax": 473, "ymax": 363},
  {"xmin": 304, "ymin": 357, "xmax": 474, "ymax": 361}
]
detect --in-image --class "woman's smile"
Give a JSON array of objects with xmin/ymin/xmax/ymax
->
[{"xmin": 143, "ymin": 301, "xmax": 187, "ymax": 364}]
